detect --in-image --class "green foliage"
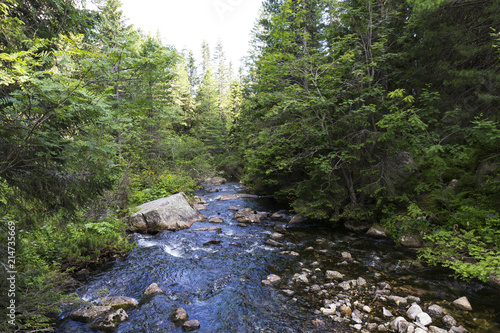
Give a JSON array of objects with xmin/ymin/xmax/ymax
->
[
  {"xmin": 130, "ymin": 171, "xmax": 198, "ymax": 205},
  {"xmin": 381, "ymin": 202, "xmax": 431, "ymax": 239},
  {"xmin": 420, "ymin": 209, "xmax": 500, "ymax": 282}
]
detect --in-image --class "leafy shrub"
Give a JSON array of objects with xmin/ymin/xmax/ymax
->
[
  {"xmin": 129, "ymin": 171, "xmax": 198, "ymax": 205},
  {"xmin": 419, "ymin": 206, "xmax": 500, "ymax": 281}
]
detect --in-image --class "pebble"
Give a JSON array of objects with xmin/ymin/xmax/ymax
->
[
  {"xmin": 382, "ymin": 307, "xmax": 393, "ymax": 317},
  {"xmin": 416, "ymin": 312, "xmax": 433, "ymax": 326},
  {"xmin": 325, "ymin": 270, "xmax": 344, "ymax": 280},
  {"xmin": 407, "ymin": 303, "xmax": 423, "ymax": 320},
  {"xmin": 428, "ymin": 304, "xmax": 444, "ymax": 316},
  {"xmin": 442, "ymin": 314, "xmax": 457, "ymax": 327},
  {"xmin": 182, "ymin": 319, "xmax": 200, "ymax": 331},
  {"xmin": 453, "ymin": 296, "xmax": 472, "ymax": 311},
  {"xmin": 429, "ymin": 326, "xmax": 448, "ymax": 333}
]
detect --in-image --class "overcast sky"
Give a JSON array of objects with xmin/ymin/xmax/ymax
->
[{"xmin": 116, "ymin": 0, "xmax": 263, "ymax": 69}]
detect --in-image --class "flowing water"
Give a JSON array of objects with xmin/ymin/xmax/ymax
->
[{"xmin": 56, "ymin": 182, "xmax": 500, "ymax": 332}]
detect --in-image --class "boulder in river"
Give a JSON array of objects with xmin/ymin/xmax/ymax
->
[
  {"xmin": 233, "ymin": 208, "xmax": 266, "ymax": 223},
  {"xmin": 129, "ymin": 193, "xmax": 206, "ymax": 233},
  {"xmin": 92, "ymin": 308, "xmax": 128, "ymax": 331},
  {"xmin": 70, "ymin": 305, "xmax": 111, "ymax": 323},
  {"xmin": 182, "ymin": 319, "xmax": 201, "ymax": 331},
  {"xmin": 98, "ymin": 296, "xmax": 138, "ymax": 310},
  {"xmin": 143, "ymin": 283, "xmax": 163, "ymax": 297},
  {"xmin": 218, "ymin": 193, "xmax": 258, "ymax": 201},
  {"xmin": 171, "ymin": 307, "xmax": 188, "ymax": 322},
  {"xmin": 203, "ymin": 177, "xmax": 227, "ymax": 185}
]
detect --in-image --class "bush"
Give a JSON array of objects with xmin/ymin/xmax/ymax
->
[
  {"xmin": 129, "ymin": 171, "xmax": 198, "ymax": 205},
  {"xmin": 419, "ymin": 206, "xmax": 500, "ymax": 282}
]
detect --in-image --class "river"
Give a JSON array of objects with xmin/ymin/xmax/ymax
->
[{"xmin": 56, "ymin": 182, "xmax": 500, "ymax": 332}]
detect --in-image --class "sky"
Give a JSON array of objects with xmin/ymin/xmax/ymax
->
[{"xmin": 115, "ymin": 0, "xmax": 264, "ymax": 69}]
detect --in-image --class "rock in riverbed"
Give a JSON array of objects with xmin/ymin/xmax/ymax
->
[{"xmin": 129, "ymin": 193, "xmax": 205, "ymax": 233}]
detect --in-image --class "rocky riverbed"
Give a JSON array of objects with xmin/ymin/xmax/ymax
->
[{"xmin": 56, "ymin": 181, "xmax": 500, "ymax": 332}]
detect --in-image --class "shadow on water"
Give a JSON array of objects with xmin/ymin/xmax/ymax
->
[{"xmin": 56, "ymin": 182, "xmax": 500, "ymax": 332}]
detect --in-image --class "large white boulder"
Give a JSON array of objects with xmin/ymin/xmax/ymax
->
[{"xmin": 129, "ymin": 193, "xmax": 206, "ymax": 233}]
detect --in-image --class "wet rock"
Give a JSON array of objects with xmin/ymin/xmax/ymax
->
[
  {"xmin": 171, "ymin": 307, "xmax": 188, "ymax": 321},
  {"xmin": 453, "ymin": 296, "xmax": 472, "ymax": 311},
  {"xmin": 98, "ymin": 296, "xmax": 138, "ymax": 310},
  {"xmin": 399, "ymin": 235, "xmax": 421, "ymax": 248},
  {"xmin": 219, "ymin": 193, "xmax": 258, "ymax": 201},
  {"xmin": 288, "ymin": 215, "xmax": 306, "ymax": 225},
  {"xmin": 193, "ymin": 196, "xmax": 207, "ymax": 204},
  {"xmin": 270, "ymin": 232, "xmax": 285, "ymax": 240},
  {"xmin": 143, "ymin": 283, "xmax": 163, "ymax": 296},
  {"xmin": 208, "ymin": 217, "xmax": 223, "ymax": 223},
  {"xmin": 442, "ymin": 314, "xmax": 457, "ymax": 327},
  {"xmin": 310, "ymin": 284, "xmax": 321, "ymax": 292},
  {"xmin": 203, "ymin": 177, "xmax": 226, "ymax": 185},
  {"xmin": 351, "ymin": 309, "xmax": 363, "ymax": 324},
  {"xmin": 382, "ymin": 307, "xmax": 393, "ymax": 317},
  {"xmin": 429, "ymin": 326, "xmax": 448, "ymax": 333},
  {"xmin": 406, "ymin": 295, "xmax": 421, "ymax": 303},
  {"xmin": 271, "ymin": 213, "xmax": 282, "ymax": 218},
  {"xmin": 228, "ymin": 206, "xmax": 240, "ymax": 211},
  {"xmin": 262, "ymin": 274, "xmax": 281, "ymax": 286},
  {"xmin": 129, "ymin": 193, "xmax": 206, "ymax": 233},
  {"xmin": 312, "ymin": 318, "xmax": 326, "ymax": 327},
  {"xmin": 191, "ymin": 226, "xmax": 222, "ymax": 232},
  {"xmin": 344, "ymin": 220, "xmax": 372, "ymax": 232},
  {"xmin": 265, "ymin": 239, "xmax": 285, "ymax": 247},
  {"xmin": 292, "ymin": 273, "xmax": 309, "ymax": 284},
  {"xmin": 206, "ymin": 188, "xmax": 219, "ymax": 193},
  {"xmin": 341, "ymin": 251, "xmax": 353, "ymax": 260},
  {"xmin": 203, "ymin": 239, "xmax": 222, "ymax": 246},
  {"xmin": 229, "ymin": 242, "xmax": 242, "ymax": 247},
  {"xmin": 416, "ymin": 312, "xmax": 432, "ymax": 326},
  {"xmin": 414, "ymin": 328, "xmax": 427, "ymax": 333},
  {"xmin": 279, "ymin": 251, "xmax": 299, "ymax": 256},
  {"xmin": 449, "ymin": 326, "xmax": 467, "ymax": 333},
  {"xmin": 388, "ymin": 295, "xmax": 407, "ymax": 305},
  {"xmin": 182, "ymin": 319, "xmax": 200, "ymax": 331},
  {"xmin": 338, "ymin": 281, "xmax": 351, "ymax": 291},
  {"xmin": 407, "ymin": 303, "xmax": 423, "ymax": 320},
  {"xmin": 305, "ymin": 246, "xmax": 315, "ymax": 251},
  {"xmin": 282, "ymin": 289, "xmax": 295, "ymax": 296},
  {"xmin": 339, "ymin": 305, "xmax": 352, "ymax": 317},
  {"xmin": 391, "ymin": 317, "xmax": 407, "ymax": 331},
  {"xmin": 70, "ymin": 305, "xmax": 112, "ymax": 323},
  {"xmin": 363, "ymin": 305, "xmax": 372, "ymax": 313},
  {"xmin": 325, "ymin": 270, "xmax": 344, "ymax": 280},
  {"xmin": 274, "ymin": 225, "xmax": 287, "ymax": 233},
  {"xmin": 237, "ymin": 223, "xmax": 247, "ymax": 227},
  {"xmin": 234, "ymin": 208, "xmax": 265, "ymax": 223},
  {"xmin": 321, "ymin": 307, "xmax": 336, "ymax": 316},
  {"xmin": 427, "ymin": 304, "xmax": 444, "ymax": 316},
  {"xmin": 93, "ymin": 308, "xmax": 128, "ymax": 331},
  {"xmin": 357, "ymin": 277, "xmax": 367, "ymax": 286},
  {"xmin": 367, "ymin": 323, "xmax": 378, "ymax": 331},
  {"xmin": 366, "ymin": 226, "xmax": 388, "ymax": 238}
]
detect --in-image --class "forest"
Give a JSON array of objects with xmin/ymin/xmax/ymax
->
[{"xmin": 0, "ymin": 0, "xmax": 499, "ymax": 331}]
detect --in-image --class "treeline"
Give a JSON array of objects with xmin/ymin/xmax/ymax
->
[
  {"xmin": 0, "ymin": 0, "xmax": 240, "ymax": 331},
  {"xmin": 231, "ymin": 0, "xmax": 500, "ymax": 283}
]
